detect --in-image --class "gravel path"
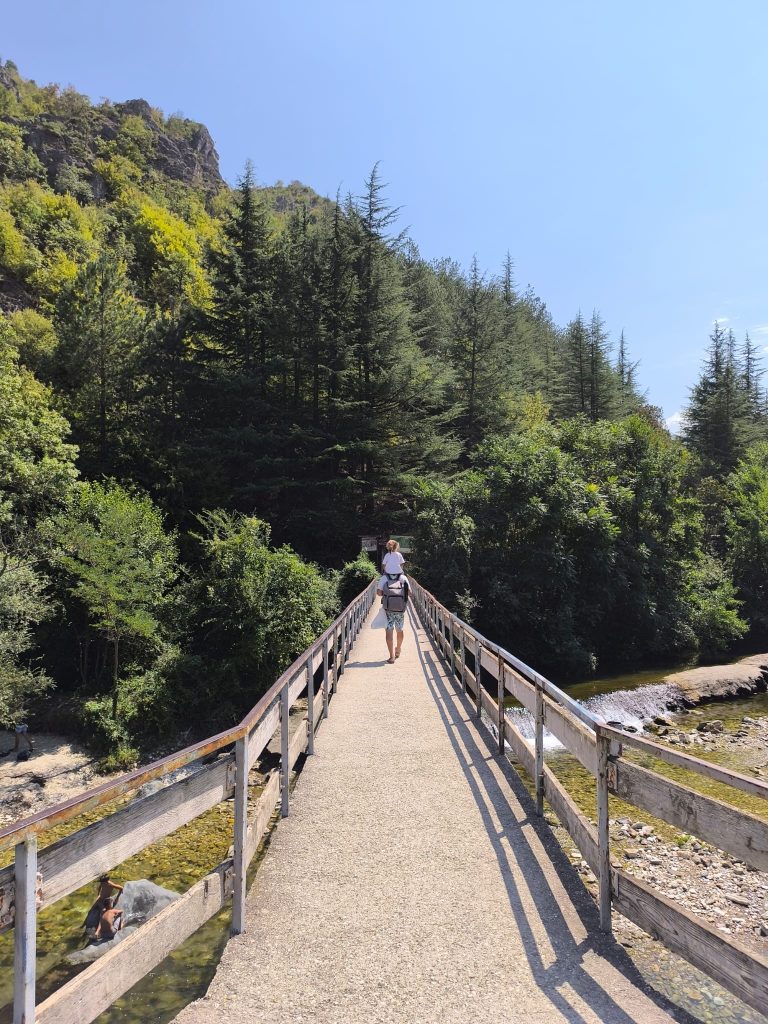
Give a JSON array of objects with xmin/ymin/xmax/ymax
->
[{"xmin": 175, "ymin": 607, "xmax": 677, "ymax": 1024}]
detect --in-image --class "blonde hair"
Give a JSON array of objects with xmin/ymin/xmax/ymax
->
[{"xmin": 386, "ymin": 539, "xmax": 399, "ymax": 552}]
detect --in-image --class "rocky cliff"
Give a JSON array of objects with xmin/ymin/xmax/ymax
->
[{"xmin": 0, "ymin": 71, "xmax": 224, "ymax": 195}]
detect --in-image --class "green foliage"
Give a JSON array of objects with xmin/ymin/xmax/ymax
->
[
  {"xmin": 50, "ymin": 481, "xmax": 180, "ymax": 739},
  {"xmin": 338, "ymin": 551, "xmax": 377, "ymax": 607},
  {"xmin": 0, "ymin": 557, "xmax": 54, "ymax": 727},
  {"xmin": 684, "ymin": 324, "xmax": 766, "ymax": 474},
  {"xmin": 415, "ymin": 417, "xmax": 745, "ymax": 676},
  {"xmin": 184, "ymin": 511, "xmax": 336, "ymax": 727},
  {"xmin": 54, "ymin": 252, "xmax": 145, "ymax": 476},
  {"xmin": 0, "ymin": 122, "xmax": 44, "ymax": 183},
  {"xmin": 725, "ymin": 443, "xmax": 768, "ymax": 631},
  {"xmin": 0, "ymin": 319, "xmax": 75, "ymax": 725}
]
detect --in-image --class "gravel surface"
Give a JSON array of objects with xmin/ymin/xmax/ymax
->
[{"xmin": 175, "ymin": 608, "xmax": 678, "ymax": 1024}]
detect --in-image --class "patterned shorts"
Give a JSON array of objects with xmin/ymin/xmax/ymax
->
[{"xmin": 385, "ymin": 611, "xmax": 405, "ymax": 631}]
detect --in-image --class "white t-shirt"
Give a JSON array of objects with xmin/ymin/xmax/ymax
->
[{"xmin": 382, "ymin": 551, "xmax": 405, "ymax": 575}]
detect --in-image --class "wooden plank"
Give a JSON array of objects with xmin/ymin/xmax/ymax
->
[
  {"xmin": 289, "ymin": 712, "xmax": 308, "ymax": 769},
  {"xmin": 602, "ymin": 725, "xmax": 768, "ymax": 801},
  {"xmin": 312, "ymin": 688, "xmax": 323, "ymax": 731},
  {"xmin": 613, "ymin": 868, "xmax": 768, "ymax": 1017},
  {"xmin": 306, "ymin": 662, "xmax": 315, "ymax": 756},
  {"xmin": 479, "ymin": 645, "xmax": 500, "ymax": 680},
  {"xmin": 596, "ymin": 732, "xmax": 611, "ymax": 932},
  {"xmin": 612, "ymin": 760, "xmax": 768, "ymax": 872},
  {"xmin": 0, "ymin": 757, "xmax": 234, "ymax": 919},
  {"xmin": 464, "ymin": 667, "xmax": 478, "ymax": 697},
  {"xmin": 463, "ymin": 632, "xmax": 477, "ymax": 655},
  {"xmin": 280, "ymin": 685, "xmax": 290, "ymax": 817},
  {"xmin": 231, "ymin": 736, "xmax": 248, "ymax": 934},
  {"xmin": 288, "ymin": 665, "xmax": 307, "ymax": 706},
  {"xmin": 245, "ymin": 770, "xmax": 281, "ymax": 865},
  {"xmin": 504, "ymin": 718, "xmax": 535, "ymax": 778},
  {"xmin": 480, "ymin": 686, "xmax": 498, "ymax": 721},
  {"xmin": 35, "ymin": 860, "xmax": 232, "ymax": 1024},
  {"xmin": 13, "ymin": 838, "xmax": 36, "ymax": 1024},
  {"xmin": 542, "ymin": 693, "xmax": 598, "ymax": 775},
  {"xmin": 247, "ymin": 701, "xmax": 280, "ymax": 770},
  {"xmin": 504, "ymin": 667, "xmax": 537, "ymax": 715},
  {"xmin": 534, "ymin": 686, "xmax": 544, "ymax": 816},
  {"xmin": 542, "ymin": 767, "xmax": 600, "ymax": 876}
]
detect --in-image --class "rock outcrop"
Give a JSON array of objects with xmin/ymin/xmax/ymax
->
[
  {"xmin": 661, "ymin": 655, "xmax": 768, "ymax": 705},
  {"xmin": 0, "ymin": 79, "xmax": 224, "ymax": 194}
]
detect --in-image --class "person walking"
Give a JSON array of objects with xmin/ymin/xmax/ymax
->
[{"xmin": 377, "ymin": 541, "xmax": 409, "ymax": 663}]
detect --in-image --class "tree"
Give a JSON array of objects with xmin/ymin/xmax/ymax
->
[
  {"xmin": 726, "ymin": 443, "xmax": 768, "ymax": 632},
  {"xmin": 187, "ymin": 511, "xmax": 336, "ymax": 726},
  {"xmin": 55, "ymin": 252, "xmax": 144, "ymax": 476},
  {"xmin": 0, "ymin": 320, "xmax": 75, "ymax": 725},
  {"xmin": 684, "ymin": 323, "xmax": 753, "ymax": 474},
  {"xmin": 52, "ymin": 482, "xmax": 179, "ymax": 722}
]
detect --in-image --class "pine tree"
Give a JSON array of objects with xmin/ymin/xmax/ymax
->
[
  {"xmin": 684, "ymin": 323, "xmax": 753, "ymax": 473},
  {"xmin": 615, "ymin": 330, "xmax": 642, "ymax": 416},
  {"xmin": 55, "ymin": 252, "xmax": 144, "ymax": 477}
]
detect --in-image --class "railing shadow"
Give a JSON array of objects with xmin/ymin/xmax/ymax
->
[{"xmin": 410, "ymin": 607, "xmax": 697, "ymax": 1024}]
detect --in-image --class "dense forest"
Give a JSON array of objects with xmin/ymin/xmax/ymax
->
[{"xmin": 1, "ymin": 61, "xmax": 767, "ymax": 766}]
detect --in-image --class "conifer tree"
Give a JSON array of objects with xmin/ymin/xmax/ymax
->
[
  {"xmin": 55, "ymin": 252, "xmax": 144, "ymax": 477},
  {"xmin": 684, "ymin": 323, "xmax": 753, "ymax": 473}
]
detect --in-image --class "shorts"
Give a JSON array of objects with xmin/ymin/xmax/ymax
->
[
  {"xmin": 385, "ymin": 611, "xmax": 405, "ymax": 631},
  {"xmin": 15, "ymin": 724, "xmax": 28, "ymax": 734}
]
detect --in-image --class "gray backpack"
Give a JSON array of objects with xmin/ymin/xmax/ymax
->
[{"xmin": 382, "ymin": 574, "xmax": 408, "ymax": 613}]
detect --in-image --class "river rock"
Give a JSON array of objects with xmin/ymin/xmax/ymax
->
[{"xmin": 67, "ymin": 880, "xmax": 179, "ymax": 964}]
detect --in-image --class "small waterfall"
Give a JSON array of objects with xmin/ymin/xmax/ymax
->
[{"xmin": 506, "ymin": 681, "xmax": 686, "ymax": 752}]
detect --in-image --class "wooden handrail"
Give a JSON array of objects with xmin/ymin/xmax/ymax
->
[
  {"xmin": 6, "ymin": 577, "xmax": 378, "ymax": 1024},
  {"xmin": 0, "ymin": 580, "xmax": 377, "ymax": 854},
  {"xmin": 409, "ymin": 576, "xmax": 768, "ymax": 1016}
]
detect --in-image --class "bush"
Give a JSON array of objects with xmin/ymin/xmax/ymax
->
[{"xmin": 338, "ymin": 552, "xmax": 377, "ymax": 608}]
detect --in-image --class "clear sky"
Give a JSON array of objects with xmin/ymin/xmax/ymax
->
[{"xmin": 4, "ymin": 1, "xmax": 768, "ymax": 424}]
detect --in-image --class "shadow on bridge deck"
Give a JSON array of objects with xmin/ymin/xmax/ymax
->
[{"xmin": 174, "ymin": 606, "xmax": 690, "ymax": 1024}]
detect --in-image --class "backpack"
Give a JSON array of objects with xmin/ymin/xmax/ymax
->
[{"xmin": 382, "ymin": 573, "xmax": 408, "ymax": 613}]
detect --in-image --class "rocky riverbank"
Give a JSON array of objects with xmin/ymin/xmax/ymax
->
[
  {"xmin": 662, "ymin": 655, "xmax": 768, "ymax": 707},
  {"xmin": 559, "ymin": 710, "xmax": 768, "ymax": 957}
]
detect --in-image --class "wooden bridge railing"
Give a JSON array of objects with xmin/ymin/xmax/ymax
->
[
  {"xmin": 410, "ymin": 578, "xmax": 768, "ymax": 1017},
  {"xmin": 0, "ymin": 579, "xmax": 378, "ymax": 1024}
]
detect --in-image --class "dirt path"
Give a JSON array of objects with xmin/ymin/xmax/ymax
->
[{"xmin": 175, "ymin": 606, "xmax": 677, "ymax": 1024}]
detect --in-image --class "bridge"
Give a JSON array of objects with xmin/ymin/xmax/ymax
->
[{"xmin": 1, "ymin": 580, "xmax": 767, "ymax": 1023}]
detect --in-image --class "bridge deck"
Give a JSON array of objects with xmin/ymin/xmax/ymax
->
[{"xmin": 175, "ymin": 606, "xmax": 675, "ymax": 1024}]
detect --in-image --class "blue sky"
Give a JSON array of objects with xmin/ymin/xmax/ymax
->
[{"xmin": 5, "ymin": 1, "xmax": 768, "ymax": 424}]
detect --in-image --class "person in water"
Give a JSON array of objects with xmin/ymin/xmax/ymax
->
[
  {"xmin": 84, "ymin": 874, "xmax": 124, "ymax": 937},
  {"xmin": 95, "ymin": 897, "xmax": 123, "ymax": 941}
]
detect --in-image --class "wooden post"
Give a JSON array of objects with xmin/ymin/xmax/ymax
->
[
  {"xmin": 460, "ymin": 629, "xmax": 466, "ymax": 694},
  {"xmin": 322, "ymin": 637, "xmax": 329, "ymax": 719},
  {"xmin": 306, "ymin": 659, "xmax": 315, "ymax": 756},
  {"xmin": 596, "ymin": 726, "xmax": 612, "ymax": 934},
  {"xmin": 331, "ymin": 628, "xmax": 338, "ymax": 694},
  {"xmin": 232, "ymin": 734, "xmax": 249, "ymax": 934},
  {"xmin": 497, "ymin": 655, "xmax": 505, "ymax": 754},
  {"xmin": 535, "ymin": 683, "xmax": 544, "ymax": 817},
  {"xmin": 13, "ymin": 837, "xmax": 37, "ymax": 1024},
  {"xmin": 280, "ymin": 684, "xmax": 290, "ymax": 817},
  {"xmin": 475, "ymin": 642, "xmax": 483, "ymax": 717}
]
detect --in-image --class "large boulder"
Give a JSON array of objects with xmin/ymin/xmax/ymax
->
[{"xmin": 67, "ymin": 879, "xmax": 179, "ymax": 964}]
